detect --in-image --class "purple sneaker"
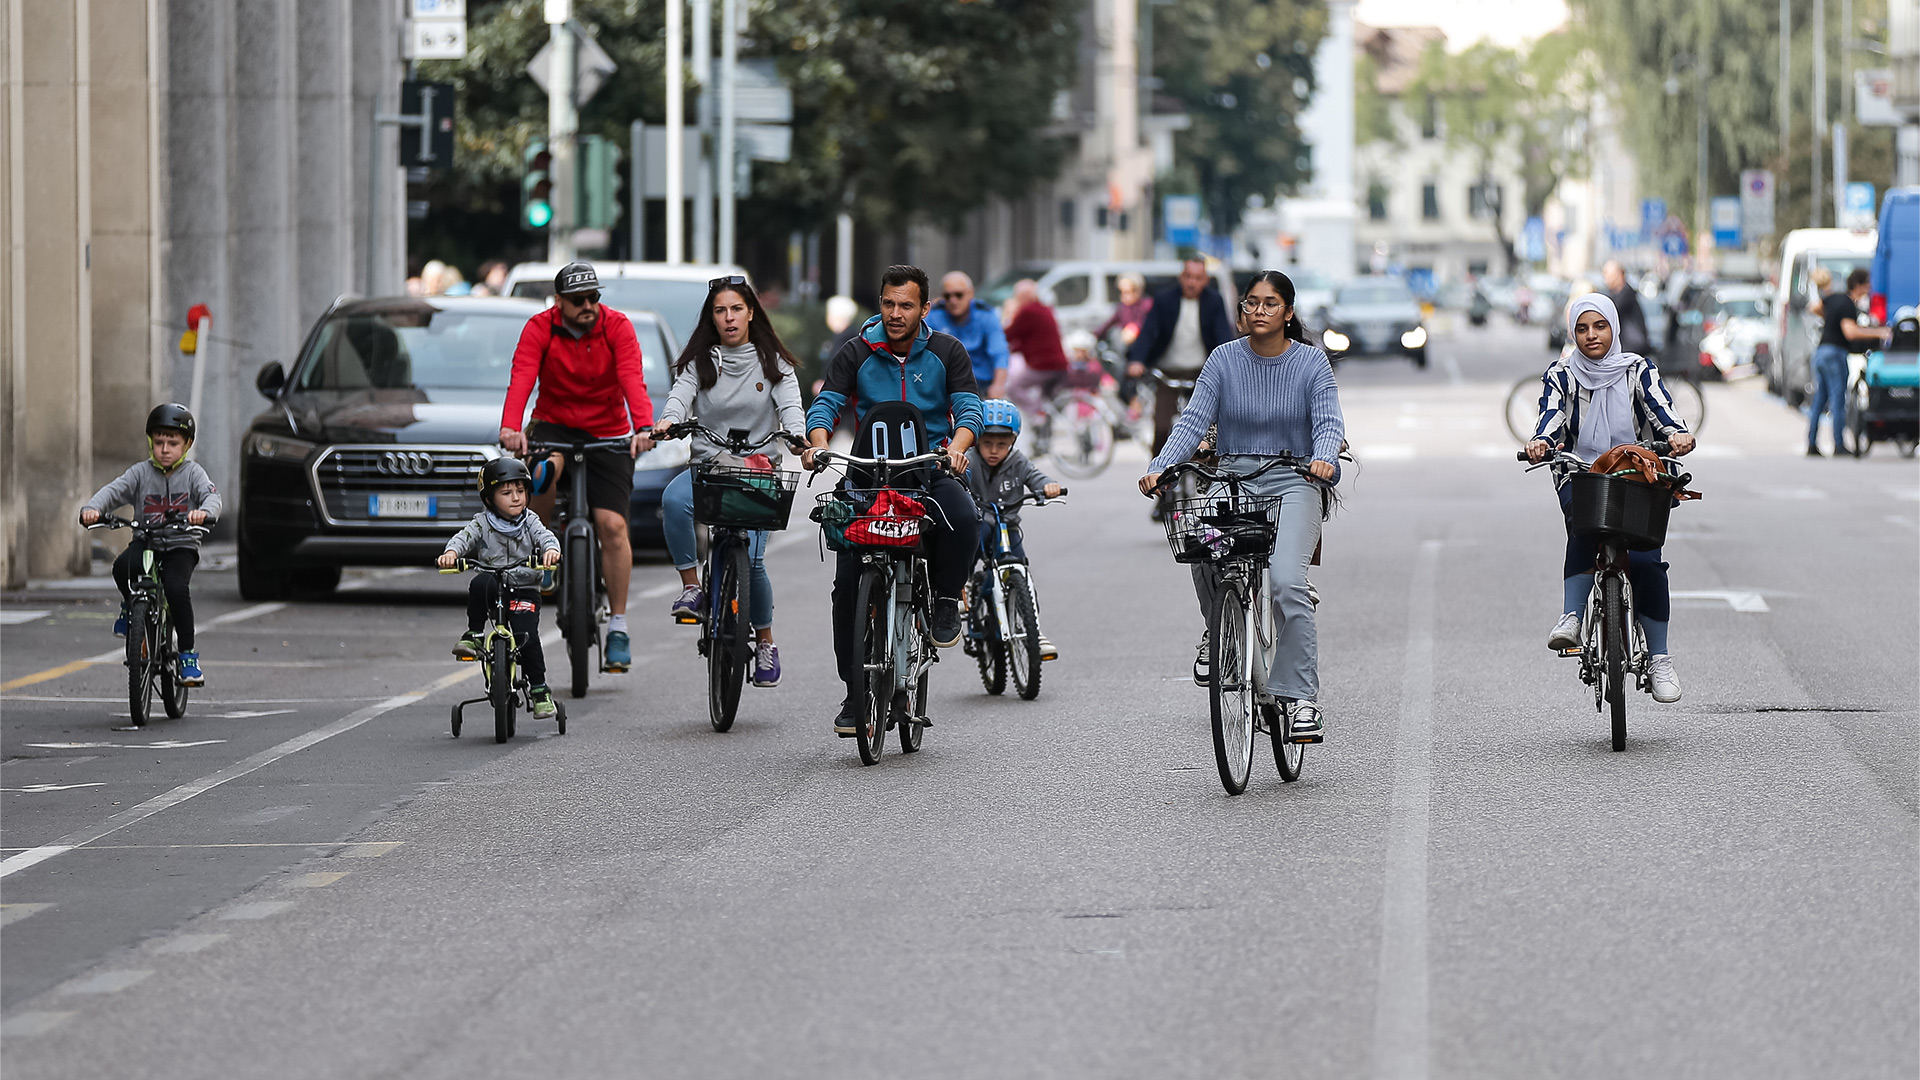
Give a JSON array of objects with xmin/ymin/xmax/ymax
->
[
  {"xmin": 670, "ymin": 585, "xmax": 704, "ymax": 624},
  {"xmin": 752, "ymin": 642, "xmax": 781, "ymax": 687}
]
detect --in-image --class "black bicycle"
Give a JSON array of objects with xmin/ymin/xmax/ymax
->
[
  {"xmin": 809, "ymin": 447, "xmax": 951, "ymax": 766},
  {"xmin": 526, "ymin": 435, "xmax": 631, "ymax": 698},
  {"xmin": 442, "ymin": 557, "xmax": 566, "ymax": 743},
  {"xmin": 964, "ymin": 489, "xmax": 1065, "ymax": 700},
  {"xmin": 656, "ymin": 421, "xmax": 803, "ymax": 732},
  {"xmin": 86, "ymin": 513, "xmax": 208, "ymax": 727},
  {"xmin": 1155, "ymin": 455, "xmax": 1324, "ymax": 794}
]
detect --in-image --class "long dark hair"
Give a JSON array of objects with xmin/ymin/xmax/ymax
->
[
  {"xmin": 1242, "ymin": 269, "xmax": 1308, "ymax": 341},
  {"xmin": 675, "ymin": 280, "xmax": 798, "ymax": 390}
]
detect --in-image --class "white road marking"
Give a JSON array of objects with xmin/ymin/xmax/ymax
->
[
  {"xmin": 1372, "ymin": 538, "xmax": 1440, "ymax": 1080},
  {"xmin": 0, "ymin": 902, "xmax": 54, "ymax": 926},
  {"xmin": 0, "ymin": 667, "xmax": 482, "ymax": 879},
  {"xmin": 27, "ymin": 740, "xmax": 226, "ymax": 750},
  {"xmin": 1670, "ymin": 590, "xmax": 1771, "ymax": 612},
  {"xmin": 152, "ymin": 933, "xmax": 227, "ymax": 954},
  {"xmin": 58, "ymin": 969, "xmax": 153, "ymax": 995},
  {"xmin": 1884, "ymin": 485, "xmax": 1919, "ymax": 502},
  {"xmin": 218, "ymin": 901, "xmax": 295, "ymax": 920},
  {"xmin": 202, "ymin": 602, "xmax": 286, "ymax": 627},
  {"xmin": 1886, "ymin": 514, "xmax": 1918, "ymax": 532},
  {"xmin": 0, "ymin": 609, "xmax": 51, "ymax": 625},
  {"xmin": 1439, "ymin": 350, "xmax": 1463, "ymax": 385},
  {"xmin": 205, "ymin": 709, "xmax": 297, "ymax": 719},
  {"xmin": 1, "ymin": 783, "xmax": 108, "ymax": 793},
  {"xmin": 0, "ymin": 1011, "xmax": 75, "ymax": 1037},
  {"xmin": 340, "ymin": 842, "xmax": 403, "ymax": 858},
  {"xmin": 636, "ymin": 581, "xmax": 683, "ymax": 599},
  {"xmin": 285, "ymin": 872, "xmax": 348, "ymax": 889}
]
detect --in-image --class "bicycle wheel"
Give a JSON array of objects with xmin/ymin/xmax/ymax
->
[
  {"xmin": 707, "ymin": 544, "xmax": 748, "ymax": 733},
  {"xmin": 1505, "ymin": 375, "xmax": 1543, "ymax": 444},
  {"xmin": 1269, "ymin": 702, "xmax": 1304, "ymax": 781},
  {"xmin": 160, "ymin": 646, "xmax": 189, "ymax": 719},
  {"xmin": 897, "ymin": 669, "xmax": 927, "ymax": 753},
  {"xmin": 565, "ymin": 534, "xmax": 594, "ymax": 698},
  {"xmin": 1047, "ymin": 392, "xmax": 1115, "ymax": 478},
  {"xmin": 1601, "ymin": 574, "xmax": 1628, "ymax": 752},
  {"xmin": 851, "ymin": 568, "xmax": 890, "ymax": 766},
  {"xmin": 125, "ymin": 601, "xmax": 153, "ymax": 727},
  {"xmin": 1665, "ymin": 375, "xmax": 1706, "ymax": 436},
  {"xmin": 969, "ymin": 576, "xmax": 1006, "ymax": 696},
  {"xmin": 1006, "ymin": 575, "xmax": 1044, "ymax": 700},
  {"xmin": 1207, "ymin": 580, "xmax": 1256, "ymax": 795},
  {"xmin": 491, "ymin": 635, "xmax": 514, "ymax": 744}
]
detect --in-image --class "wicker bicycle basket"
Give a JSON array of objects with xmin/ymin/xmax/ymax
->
[
  {"xmin": 1162, "ymin": 493, "xmax": 1280, "ymax": 564},
  {"xmin": 691, "ymin": 464, "xmax": 799, "ymax": 531}
]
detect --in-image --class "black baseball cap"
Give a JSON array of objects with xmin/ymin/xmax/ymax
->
[{"xmin": 555, "ymin": 262, "xmax": 600, "ymax": 295}]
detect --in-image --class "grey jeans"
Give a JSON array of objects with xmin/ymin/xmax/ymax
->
[{"xmin": 1190, "ymin": 457, "xmax": 1324, "ymax": 701}]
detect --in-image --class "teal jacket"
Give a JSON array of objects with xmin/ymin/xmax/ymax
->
[{"xmin": 806, "ymin": 315, "xmax": 983, "ymax": 445}]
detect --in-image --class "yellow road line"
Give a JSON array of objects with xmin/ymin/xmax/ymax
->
[{"xmin": 0, "ymin": 653, "xmax": 118, "ymax": 692}]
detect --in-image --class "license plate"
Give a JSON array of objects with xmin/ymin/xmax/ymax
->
[{"xmin": 368, "ymin": 494, "xmax": 436, "ymax": 518}]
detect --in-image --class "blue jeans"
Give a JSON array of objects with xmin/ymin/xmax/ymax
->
[
  {"xmin": 1807, "ymin": 344, "xmax": 1850, "ymax": 450},
  {"xmin": 663, "ymin": 468, "xmax": 775, "ymax": 629},
  {"xmin": 1190, "ymin": 459, "xmax": 1324, "ymax": 702}
]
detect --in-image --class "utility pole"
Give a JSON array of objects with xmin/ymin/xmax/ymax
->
[
  {"xmin": 546, "ymin": 0, "xmax": 578, "ymax": 262},
  {"xmin": 718, "ymin": 0, "xmax": 738, "ymax": 265},
  {"xmin": 692, "ymin": 0, "xmax": 713, "ymax": 265},
  {"xmin": 1696, "ymin": 0, "xmax": 1711, "ymax": 244},
  {"xmin": 1780, "ymin": 0, "xmax": 1791, "ymax": 180},
  {"xmin": 835, "ymin": 211, "xmax": 853, "ymax": 299},
  {"xmin": 1812, "ymin": 0, "xmax": 1826, "ymax": 227},
  {"xmin": 666, "ymin": 0, "xmax": 684, "ymax": 263}
]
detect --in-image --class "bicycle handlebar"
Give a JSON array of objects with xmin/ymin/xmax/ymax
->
[
  {"xmin": 1517, "ymin": 440, "xmax": 1673, "ymax": 468},
  {"xmin": 983, "ymin": 488, "xmax": 1069, "ymax": 512},
  {"xmin": 525, "ymin": 436, "xmax": 634, "ymax": 454},
  {"xmin": 1153, "ymin": 453, "xmax": 1314, "ymax": 495},
  {"xmin": 808, "ymin": 447, "xmax": 954, "ymax": 475},
  {"xmin": 437, "ymin": 556, "xmax": 554, "ymax": 575},
  {"xmin": 84, "ymin": 513, "xmax": 211, "ymax": 539},
  {"xmin": 655, "ymin": 421, "xmax": 804, "ymax": 455}
]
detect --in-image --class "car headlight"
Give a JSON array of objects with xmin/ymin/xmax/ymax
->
[
  {"xmin": 1401, "ymin": 326, "xmax": 1428, "ymax": 349},
  {"xmin": 634, "ymin": 437, "xmax": 691, "ymax": 474},
  {"xmin": 245, "ymin": 431, "xmax": 316, "ymax": 462},
  {"xmin": 1323, "ymin": 329, "xmax": 1350, "ymax": 351}
]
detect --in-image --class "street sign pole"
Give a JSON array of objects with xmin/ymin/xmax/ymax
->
[
  {"xmin": 691, "ymin": 0, "xmax": 713, "ymax": 265},
  {"xmin": 665, "ymin": 0, "xmax": 684, "ymax": 264},
  {"xmin": 719, "ymin": 0, "xmax": 738, "ymax": 265},
  {"xmin": 631, "ymin": 120, "xmax": 646, "ymax": 262},
  {"xmin": 547, "ymin": 0, "xmax": 577, "ymax": 262}
]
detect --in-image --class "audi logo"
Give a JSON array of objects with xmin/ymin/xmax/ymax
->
[{"xmin": 377, "ymin": 452, "xmax": 436, "ymax": 476}]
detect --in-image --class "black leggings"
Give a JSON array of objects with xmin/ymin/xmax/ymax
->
[
  {"xmin": 467, "ymin": 577, "xmax": 547, "ymax": 686},
  {"xmin": 830, "ymin": 474, "xmax": 978, "ymax": 690},
  {"xmin": 114, "ymin": 545, "xmax": 198, "ymax": 649}
]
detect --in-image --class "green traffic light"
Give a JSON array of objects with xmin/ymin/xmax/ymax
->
[{"xmin": 526, "ymin": 201, "xmax": 553, "ymax": 228}]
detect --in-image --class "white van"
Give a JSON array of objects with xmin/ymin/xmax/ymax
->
[
  {"xmin": 1769, "ymin": 228, "xmax": 1877, "ymax": 405},
  {"xmin": 978, "ymin": 260, "xmax": 1239, "ymax": 340},
  {"xmin": 503, "ymin": 261, "xmax": 749, "ymax": 347}
]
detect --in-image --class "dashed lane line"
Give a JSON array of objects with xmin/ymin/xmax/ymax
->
[
  {"xmin": 217, "ymin": 901, "xmax": 296, "ymax": 921},
  {"xmin": 284, "ymin": 872, "xmax": 349, "ymax": 889},
  {"xmin": 0, "ymin": 603, "xmax": 287, "ymax": 692},
  {"xmin": 56, "ymin": 969, "xmax": 153, "ymax": 995},
  {"xmin": 152, "ymin": 933, "xmax": 228, "ymax": 954},
  {"xmin": 0, "ymin": 1011, "xmax": 76, "ymax": 1037}
]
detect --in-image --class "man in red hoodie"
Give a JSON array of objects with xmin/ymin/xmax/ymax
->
[{"xmin": 499, "ymin": 262, "xmax": 655, "ymax": 671}]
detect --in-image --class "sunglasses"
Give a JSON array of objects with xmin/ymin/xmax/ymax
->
[
  {"xmin": 708, "ymin": 275, "xmax": 749, "ymax": 290},
  {"xmin": 560, "ymin": 291, "xmax": 601, "ymax": 306},
  {"xmin": 942, "ymin": 291, "xmax": 970, "ymax": 300}
]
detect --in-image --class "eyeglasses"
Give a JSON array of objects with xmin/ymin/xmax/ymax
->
[
  {"xmin": 560, "ymin": 290, "xmax": 601, "ymax": 306},
  {"xmin": 708, "ymin": 275, "xmax": 748, "ymax": 290},
  {"xmin": 1240, "ymin": 297, "xmax": 1288, "ymax": 314}
]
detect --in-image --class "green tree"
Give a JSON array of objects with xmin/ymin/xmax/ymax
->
[{"xmin": 1149, "ymin": 0, "xmax": 1327, "ymax": 235}]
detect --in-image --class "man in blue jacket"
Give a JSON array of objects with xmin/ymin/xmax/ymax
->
[
  {"xmin": 926, "ymin": 270, "xmax": 1010, "ymax": 399},
  {"xmin": 805, "ymin": 264, "xmax": 984, "ymax": 735},
  {"xmin": 1126, "ymin": 257, "xmax": 1236, "ymax": 455}
]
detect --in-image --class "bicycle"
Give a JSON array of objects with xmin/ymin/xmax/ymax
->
[
  {"xmin": 86, "ymin": 513, "xmax": 208, "ymax": 727},
  {"xmin": 1151, "ymin": 369, "xmax": 1205, "ymax": 520},
  {"xmin": 525, "ymin": 434, "xmax": 632, "ymax": 698},
  {"xmin": 1030, "ymin": 387, "xmax": 1115, "ymax": 479},
  {"xmin": 1518, "ymin": 440, "xmax": 1691, "ymax": 751},
  {"xmin": 963, "ymin": 488, "xmax": 1066, "ymax": 700},
  {"xmin": 656, "ymin": 421, "xmax": 803, "ymax": 732},
  {"xmin": 442, "ymin": 557, "xmax": 566, "ymax": 743},
  {"xmin": 1155, "ymin": 455, "xmax": 1325, "ymax": 794},
  {"xmin": 1504, "ymin": 363, "xmax": 1706, "ymax": 445},
  {"xmin": 808, "ymin": 446, "xmax": 952, "ymax": 766}
]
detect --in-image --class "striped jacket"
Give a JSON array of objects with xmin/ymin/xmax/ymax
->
[{"xmin": 1531, "ymin": 354, "xmax": 1688, "ymax": 463}]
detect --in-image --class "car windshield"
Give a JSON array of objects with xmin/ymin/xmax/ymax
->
[
  {"xmin": 510, "ymin": 278, "xmax": 713, "ymax": 344},
  {"xmin": 1719, "ymin": 299, "xmax": 1769, "ymax": 318},
  {"xmin": 1336, "ymin": 281, "xmax": 1414, "ymax": 306},
  {"xmin": 294, "ymin": 306, "xmax": 670, "ymax": 396}
]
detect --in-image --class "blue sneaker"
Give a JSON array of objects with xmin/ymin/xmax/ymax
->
[
  {"xmin": 113, "ymin": 610, "xmax": 129, "ymax": 638},
  {"xmin": 604, "ymin": 630, "xmax": 631, "ymax": 673},
  {"xmin": 178, "ymin": 651, "xmax": 205, "ymax": 687}
]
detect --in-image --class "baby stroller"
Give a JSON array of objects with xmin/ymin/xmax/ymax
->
[{"xmin": 1849, "ymin": 306, "xmax": 1919, "ymax": 458}]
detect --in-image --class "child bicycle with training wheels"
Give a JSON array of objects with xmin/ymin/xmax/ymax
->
[
  {"xmin": 79, "ymin": 404, "xmax": 222, "ymax": 688},
  {"xmin": 963, "ymin": 399, "xmax": 1064, "ymax": 663},
  {"xmin": 439, "ymin": 459, "xmax": 562, "ymax": 721}
]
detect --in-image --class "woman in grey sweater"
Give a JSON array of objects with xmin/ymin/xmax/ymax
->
[
  {"xmin": 1139, "ymin": 270, "xmax": 1346, "ymax": 744},
  {"xmin": 652, "ymin": 278, "xmax": 806, "ymax": 688}
]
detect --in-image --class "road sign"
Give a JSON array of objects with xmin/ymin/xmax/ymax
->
[
  {"xmin": 1164, "ymin": 195, "xmax": 1202, "ymax": 248},
  {"xmin": 528, "ymin": 28, "xmax": 617, "ymax": 106},
  {"xmin": 1841, "ymin": 181, "xmax": 1877, "ymax": 230},
  {"xmin": 407, "ymin": 17, "xmax": 467, "ymax": 60},
  {"xmin": 398, "ymin": 81, "xmax": 455, "ymax": 170},
  {"xmin": 1711, "ymin": 196, "xmax": 1743, "ymax": 249},
  {"xmin": 1522, "ymin": 216, "xmax": 1546, "ymax": 262},
  {"xmin": 637, "ymin": 126, "xmax": 704, "ymax": 198},
  {"xmin": 734, "ymin": 60, "xmax": 794, "ymax": 124},
  {"xmin": 1740, "ymin": 170, "xmax": 1776, "ymax": 237},
  {"xmin": 410, "ymin": 0, "xmax": 465, "ymax": 14},
  {"xmin": 1857, "ymin": 69, "xmax": 1901, "ymax": 127},
  {"xmin": 1661, "ymin": 230, "xmax": 1689, "ymax": 258},
  {"xmin": 1641, "ymin": 198, "xmax": 1667, "ymax": 238},
  {"xmin": 736, "ymin": 123, "xmax": 791, "ymax": 163}
]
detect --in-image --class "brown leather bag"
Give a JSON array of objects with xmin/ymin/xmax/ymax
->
[{"xmin": 1590, "ymin": 444, "xmax": 1703, "ymax": 500}]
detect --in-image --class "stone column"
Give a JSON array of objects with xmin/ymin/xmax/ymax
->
[
  {"xmin": 164, "ymin": 0, "xmax": 231, "ymax": 496},
  {"xmin": 89, "ymin": 0, "xmax": 156, "ymax": 485},
  {"xmin": 296, "ymin": 0, "xmax": 353, "ymax": 327}
]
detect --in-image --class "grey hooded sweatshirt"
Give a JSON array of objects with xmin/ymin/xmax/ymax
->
[
  {"xmin": 443, "ymin": 510, "xmax": 560, "ymax": 589},
  {"xmin": 82, "ymin": 460, "xmax": 223, "ymax": 550},
  {"xmin": 962, "ymin": 446, "xmax": 1057, "ymax": 526},
  {"xmin": 658, "ymin": 343, "xmax": 806, "ymax": 461}
]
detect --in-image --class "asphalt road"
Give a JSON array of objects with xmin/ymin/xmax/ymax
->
[{"xmin": 3, "ymin": 318, "xmax": 1915, "ymax": 1078}]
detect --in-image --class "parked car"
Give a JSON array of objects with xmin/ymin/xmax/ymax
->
[
  {"xmin": 1319, "ymin": 275, "xmax": 1427, "ymax": 367},
  {"xmin": 1768, "ymin": 227, "xmax": 1878, "ymax": 404},
  {"xmin": 979, "ymin": 259, "xmax": 1238, "ymax": 340},
  {"xmin": 504, "ymin": 260, "xmax": 746, "ymax": 346},
  {"xmin": 1697, "ymin": 283, "xmax": 1774, "ymax": 378},
  {"xmin": 238, "ymin": 296, "xmax": 679, "ymax": 600}
]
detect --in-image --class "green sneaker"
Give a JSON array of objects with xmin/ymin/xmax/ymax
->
[
  {"xmin": 452, "ymin": 631, "xmax": 482, "ymax": 661},
  {"xmin": 528, "ymin": 684, "xmax": 557, "ymax": 719}
]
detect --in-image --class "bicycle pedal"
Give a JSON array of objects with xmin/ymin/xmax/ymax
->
[
  {"xmin": 1556, "ymin": 647, "xmax": 1583, "ymax": 658},
  {"xmin": 916, "ymin": 716, "xmax": 933, "ymax": 728},
  {"xmin": 1287, "ymin": 732, "xmax": 1324, "ymax": 745},
  {"xmin": 674, "ymin": 614, "xmax": 700, "ymax": 625}
]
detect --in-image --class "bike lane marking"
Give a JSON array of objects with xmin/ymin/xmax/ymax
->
[
  {"xmin": 1371, "ymin": 538, "xmax": 1440, "ymax": 1080},
  {"xmin": 0, "ymin": 602, "xmax": 288, "ymax": 692}
]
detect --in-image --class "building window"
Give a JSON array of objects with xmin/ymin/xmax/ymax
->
[
  {"xmin": 1367, "ymin": 181, "xmax": 1389, "ymax": 221},
  {"xmin": 1060, "ymin": 199, "xmax": 1075, "ymax": 230},
  {"xmin": 1421, "ymin": 95, "xmax": 1439, "ymax": 139},
  {"xmin": 1421, "ymin": 182, "xmax": 1440, "ymax": 221},
  {"xmin": 1468, "ymin": 182, "xmax": 1503, "ymax": 220}
]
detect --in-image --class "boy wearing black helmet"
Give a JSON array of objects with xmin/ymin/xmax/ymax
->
[
  {"xmin": 80, "ymin": 404, "xmax": 223, "ymax": 686},
  {"xmin": 438, "ymin": 458, "xmax": 563, "ymax": 718}
]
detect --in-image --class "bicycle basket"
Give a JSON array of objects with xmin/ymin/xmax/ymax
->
[
  {"xmin": 1162, "ymin": 493, "xmax": 1279, "ymax": 564},
  {"xmin": 812, "ymin": 488, "xmax": 927, "ymax": 552},
  {"xmin": 1567, "ymin": 471, "xmax": 1672, "ymax": 550},
  {"xmin": 692, "ymin": 463, "xmax": 799, "ymax": 530}
]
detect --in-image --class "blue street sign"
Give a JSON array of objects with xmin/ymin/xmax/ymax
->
[
  {"xmin": 1522, "ymin": 216, "xmax": 1547, "ymax": 262},
  {"xmin": 1660, "ymin": 230, "xmax": 1689, "ymax": 257},
  {"xmin": 1163, "ymin": 195, "xmax": 1202, "ymax": 249},
  {"xmin": 1841, "ymin": 182, "xmax": 1876, "ymax": 229},
  {"xmin": 1711, "ymin": 196, "xmax": 1743, "ymax": 249},
  {"xmin": 1641, "ymin": 198, "xmax": 1667, "ymax": 238}
]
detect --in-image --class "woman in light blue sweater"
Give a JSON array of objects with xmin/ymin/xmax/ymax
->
[
  {"xmin": 1139, "ymin": 269, "xmax": 1346, "ymax": 743},
  {"xmin": 652, "ymin": 278, "xmax": 806, "ymax": 688}
]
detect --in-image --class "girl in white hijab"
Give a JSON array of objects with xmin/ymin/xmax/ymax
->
[{"xmin": 1525, "ymin": 294, "xmax": 1696, "ymax": 703}]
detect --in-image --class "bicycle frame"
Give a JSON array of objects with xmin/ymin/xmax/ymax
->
[
  {"xmin": 527, "ymin": 435, "xmax": 627, "ymax": 693},
  {"xmin": 445, "ymin": 558, "xmax": 562, "ymax": 740},
  {"xmin": 87, "ymin": 513, "xmax": 209, "ymax": 727}
]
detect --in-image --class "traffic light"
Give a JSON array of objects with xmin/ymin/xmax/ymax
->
[
  {"xmin": 577, "ymin": 135, "xmax": 623, "ymax": 231},
  {"xmin": 521, "ymin": 140, "xmax": 553, "ymax": 230}
]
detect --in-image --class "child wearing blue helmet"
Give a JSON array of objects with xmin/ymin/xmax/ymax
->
[{"xmin": 963, "ymin": 399, "xmax": 1063, "ymax": 660}]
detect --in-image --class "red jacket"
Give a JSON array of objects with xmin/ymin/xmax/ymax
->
[
  {"xmin": 1005, "ymin": 302, "xmax": 1068, "ymax": 372},
  {"xmin": 501, "ymin": 306, "xmax": 655, "ymax": 437}
]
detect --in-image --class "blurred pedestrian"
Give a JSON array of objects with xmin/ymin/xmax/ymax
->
[
  {"xmin": 926, "ymin": 271, "xmax": 1011, "ymax": 399},
  {"xmin": 419, "ymin": 260, "xmax": 449, "ymax": 296},
  {"xmin": 1096, "ymin": 272, "xmax": 1153, "ymax": 347},
  {"xmin": 1004, "ymin": 279, "xmax": 1070, "ymax": 414},
  {"xmin": 1602, "ymin": 261, "xmax": 1650, "ymax": 356},
  {"xmin": 440, "ymin": 265, "xmax": 471, "ymax": 296},
  {"xmin": 1126, "ymin": 257, "xmax": 1234, "ymax": 454},
  {"xmin": 1808, "ymin": 267, "xmax": 1893, "ymax": 456},
  {"xmin": 472, "ymin": 260, "xmax": 510, "ymax": 298}
]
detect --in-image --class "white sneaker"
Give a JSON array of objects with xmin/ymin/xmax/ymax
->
[
  {"xmin": 1647, "ymin": 654, "xmax": 1681, "ymax": 703},
  {"xmin": 1547, "ymin": 612, "xmax": 1582, "ymax": 652},
  {"xmin": 1192, "ymin": 631, "xmax": 1210, "ymax": 686}
]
